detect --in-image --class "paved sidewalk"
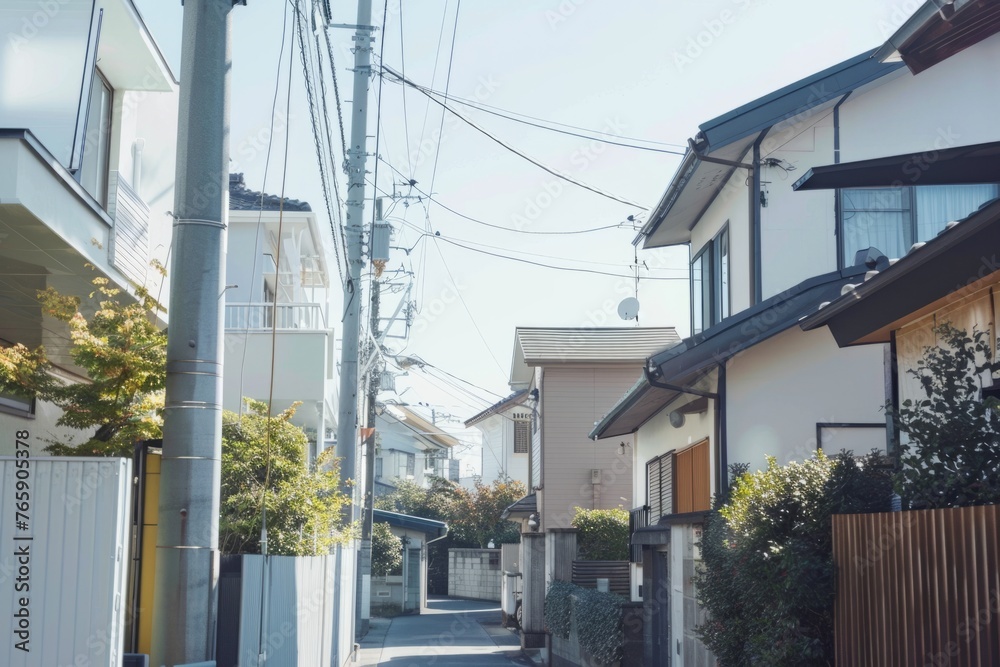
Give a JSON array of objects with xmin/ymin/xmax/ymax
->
[{"xmin": 357, "ymin": 598, "xmax": 531, "ymax": 666}]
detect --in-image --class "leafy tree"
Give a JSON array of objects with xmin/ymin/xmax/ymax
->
[
  {"xmin": 889, "ymin": 323, "xmax": 1000, "ymax": 508},
  {"xmin": 696, "ymin": 451, "xmax": 892, "ymax": 666},
  {"xmin": 0, "ymin": 273, "xmax": 166, "ymax": 455},
  {"xmin": 220, "ymin": 399, "xmax": 351, "ymax": 555},
  {"xmin": 571, "ymin": 507, "xmax": 629, "ymax": 561},
  {"xmin": 371, "ymin": 521, "xmax": 402, "ymax": 576},
  {"xmin": 374, "ymin": 476, "xmax": 460, "ymax": 521},
  {"xmin": 449, "ymin": 478, "xmax": 526, "ymax": 548}
]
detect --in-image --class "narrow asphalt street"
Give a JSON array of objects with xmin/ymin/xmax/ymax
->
[{"xmin": 357, "ymin": 598, "xmax": 536, "ymax": 666}]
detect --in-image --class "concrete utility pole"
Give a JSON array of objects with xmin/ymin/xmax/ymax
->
[
  {"xmin": 335, "ymin": 0, "xmax": 375, "ymax": 519},
  {"xmin": 152, "ymin": 0, "xmax": 236, "ymax": 665},
  {"xmin": 356, "ymin": 258, "xmax": 380, "ymax": 636}
]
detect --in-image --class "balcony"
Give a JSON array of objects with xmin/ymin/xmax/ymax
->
[
  {"xmin": 224, "ymin": 302, "xmax": 328, "ymax": 331},
  {"xmin": 628, "ymin": 505, "xmax": 650, "ymax": 563}
]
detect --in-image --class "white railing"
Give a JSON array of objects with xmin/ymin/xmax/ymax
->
[{"xmin": 225, "ymin": 302, "xmax": 328, "ymax": 331}]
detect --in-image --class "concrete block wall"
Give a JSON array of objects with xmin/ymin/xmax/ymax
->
[{"xmin": 447, "ymin": 548, "xmax": 502, "ymax": 601}]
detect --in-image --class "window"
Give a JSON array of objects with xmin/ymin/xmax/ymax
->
[
  {"xmin": 79, "ymin": 70, "xmax": 112, "ymax": 208},
  {"xmin": 375, "ymin": 457, "xmax": 383, "ymax": 480},
  {"xmin": 513, "ymin": 413, "xmax": 531, "ymax": 454},
  {"xmin": 841, "ymin": 184, "xmax": 998, "ymax": 266},
  {"xmin": 0, "ymin": 389, "xmax": 34, "ymax": 417},
  {"xmin": 405, "ymin": 453, "xmax": 415, "ymax": 477},
  {"xmin": 646, "ymin": 451, "xmax": 673, "ymax": 520},
  {"xmin": 691, "ymin": 225, "xmax": 730, "ymax": 335}
]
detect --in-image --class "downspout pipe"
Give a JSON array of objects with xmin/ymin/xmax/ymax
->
[
  {"xmin": 832, "ymin": 92, "xmax": 852, "ymax": 270},
  {"xmin": 750, "ymin": 131, "xmax": 768, "ymax": 305}
]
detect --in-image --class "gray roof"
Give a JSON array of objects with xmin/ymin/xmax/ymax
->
[
  {"xmin": 464, "ymin": 390, "xmax": 530, "ymax": 428},
  {"xmin": 500, "ymin": 493, "xmax": 537, "ymax": 520},
  {"xmin": 373, "ymin": 509, "xmax": 448, "ymax": 540},
  {"xmin": 510, "ymin": 327, "xmax": 680, "ymax": 386},
  {"xmin": 514, "ymin": 327, "xmax": 680, "ymax": 365}
]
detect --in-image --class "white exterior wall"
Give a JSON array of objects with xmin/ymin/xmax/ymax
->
[
  {"xmin": 690, "ymin": 167, "xmax": 753, "ymax": 315},
  {"xmin": 759, "ymin": 122, "xmax": 838, "ymax": 298},
  {"xmin": 476, "ymin": 411, "xmax": 530, "ymax": 487},
  {"xmin": 375, "ymin": 417, "xmax": 449, "ymax": 488},
  {"xmin": 726, "ymin": 326, "xmax": 887, "ymax": 473},
  {"xmin": 840, "ymin": 35, "xmax": 1000, "ymax": 163}
]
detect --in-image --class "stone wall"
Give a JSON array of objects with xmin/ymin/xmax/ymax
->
[{"xmin": 447, "ymin": 548, "xmax": 502, "ymax": 601}]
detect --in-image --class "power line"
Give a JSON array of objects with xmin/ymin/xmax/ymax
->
[
  {"xmin": 391, "ymin": 216, "xmax": 684, "ymax": 272},
  {"xmin": 397, "ymin": 0, "xmax": 413, "ymax": 176},
  {"xmin": 377, "ymin": 156, "xmax": 634, "ymax": 236},
  {"xmin": 382, "ymin": 82, "xmax": 689, "ymax": 150},
  {"xmin": 425, "ymin": 0, "xmax": 462, "ymax": 220},
  {"xmin": 381, "ymin": 63, "xmax": 649, "ymax": 210},
  {"xmin": 387, "ymin": 76, "xmax": 686, "ymax": 156}
]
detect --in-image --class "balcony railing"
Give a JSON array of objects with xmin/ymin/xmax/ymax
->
[
  {"xmin": 225, "ymin": 303, "xmax": 328, "ymax": 331},
  {"xmin": 629, "ymin": 505, "xmax": 650, "ymax": 564}
]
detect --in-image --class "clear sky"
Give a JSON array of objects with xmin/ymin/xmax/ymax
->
[{"xmin": 134, "ymin": 0, "xmax": 918, "ymax": 471}]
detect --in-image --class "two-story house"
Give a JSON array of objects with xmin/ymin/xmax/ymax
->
[
  {"xmin": 501, "ymin": 326, "xmax": 679, "ymax": 649},
  {"xmin": 463, "ymin": 389, "xmax": 532, "ymax": 488},
  {"xmin": 0, "ymin": 0, "xmax": 178, "ymax": 454},
  {"xmin": 222, "ymin": 173, "xmax": 338, "ymax": 462},
  {"xmin": 375, "ymin": 403, "xmax": 459, "ymax": 489},
  {"xmin": 591, "ymin": 12, "xmax": 1000, "ymax": 663}
]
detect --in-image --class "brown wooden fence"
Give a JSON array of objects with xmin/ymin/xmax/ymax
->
[{"xmin": 833, "ymin": 505, "xmax": 1000, "ymax": 667}]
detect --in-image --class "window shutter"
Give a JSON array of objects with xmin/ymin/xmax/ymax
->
[{"xmin": 647, "ymin": 452, "xmax": 674, "ymax": 520}]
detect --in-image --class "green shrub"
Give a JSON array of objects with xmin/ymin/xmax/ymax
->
[
  {"xmin": 575, "ymin": 587, "xmax": 625, "ymax": 664},
  {"xmin": 371, "ymin": 521, "xmax": 402, "ymax": 576},
  {"xmin": 544, "ymin": 580, "xmax": 625, "ymax": 663},
  {"xmin": 889, "ymin": 323, "xmax": 1000, "ymax": 508},
  {"xmin": 572, "ymin": 507, "xmax": 629, "ymax": 561},
  {"xmin": 696, "ymin": 450, "xmax": 892, "ymax": 666},
  {"xmin": 544, "ymin": 580, "xmax": 575, "ymax": 639}
]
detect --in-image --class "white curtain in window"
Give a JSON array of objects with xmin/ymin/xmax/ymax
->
[
  {"xmin": 915, "ymin": 184, "xmax": 999, "ymax": 242},
  {"xmin": 842, "ymin": 189, "xmax": 910, "ymax": 262}
]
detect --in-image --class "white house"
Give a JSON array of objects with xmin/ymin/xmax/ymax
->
[
  {"xmin": 592, "ymin": 10, "xmax": 1000, "ymax": 663},
  {"xmin": 0, "ymin": 0, "xmax": 178, "ymax": 455},
  {"xmin": 375, "ymin": 404, "xmax": 459, "ymax": 489},
  {"xmin": 463, "ymin": 389, "xmax": 532, "ymax": 487},
  {"xmin": 222, "ymin": 173, "xmax": 338, "ymax": 462}
]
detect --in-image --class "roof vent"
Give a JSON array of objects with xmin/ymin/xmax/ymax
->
[{"xmin": 853, "ymin": 247, "xmax": 889, "ymax": 270}]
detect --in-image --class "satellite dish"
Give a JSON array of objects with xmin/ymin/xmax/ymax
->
[{"xmin": 617, "ymin": 297, "xmax": 640, "ymax": 321}]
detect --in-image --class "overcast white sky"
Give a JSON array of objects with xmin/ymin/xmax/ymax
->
[{"xmin": 135, "ymin": 0, "xmax": 920, "ymax": 471}]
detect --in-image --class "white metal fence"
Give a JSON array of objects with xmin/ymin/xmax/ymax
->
[{"xmin": 224, "ymin": 303, "xmax": 328, "ymax": 331}]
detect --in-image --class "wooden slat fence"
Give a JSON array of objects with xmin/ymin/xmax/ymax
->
[
  {"xmin": 833, "ymin": 505, "xmax": 1000, "ymax": 667},
  {"xmin": 571, "ymin": 560, "xmax": 630, "ymax": 597}
]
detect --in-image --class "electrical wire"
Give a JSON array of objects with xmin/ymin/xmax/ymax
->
[
  {"xmin": 237, "ymin": 2, "xmax": 290, "ymax": 419},
  {"xmin": 377, "ymin": 156, "xmax": 639, "ymax": 235},
  {"xmin": 382, "ymin": 83, "xmax": 689, "ymax": 150},
  {"xmin": 386, "ymin": 76, "xmax": 686, "ymax": 156},
  {"xmin": 391, "ymin": 216, "xmax": 684, "ymax": 271},
  {"xmin": 397, "ymin": 0, "xmax": 413, "ymax": 176},
  {"xmin": 414, "ymin": 232, "xmax": 686, "ymax": 281},
  {"xmin": 426, "ymin": 1, "xmax": 462, "ymax": 213},
  {"xmin": 382, "ymin": 63, "xmax": 649, "ymax": 210}
]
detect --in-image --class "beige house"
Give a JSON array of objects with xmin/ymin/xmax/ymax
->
[{"xmin": 502, "ymin": 326, "xmax": 680, "ymax": 649}]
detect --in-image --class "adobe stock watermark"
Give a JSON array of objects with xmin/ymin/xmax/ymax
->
[
  {"xmin": 411, "ymin": 278, "xmax": 469, "ymax": 335},
  {"xmin": 673, "ymin": 0, "xmax": 769, "ymax": 72},
  {"xmin": 6, "ymin": 0, "xmax": 78, "ymax": 53},
  {"xmin": 401, "ymin": 75, "xmax": 502, "ymax": 172},
  {"xmin": 510, "ymin": 116, "xmax": 631, "ymax": 232}
]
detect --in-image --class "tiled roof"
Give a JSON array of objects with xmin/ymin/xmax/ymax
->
[
  {"xmin": 515, "ymin": 327, "xmax": 680, "ymax": 365},
  {"xmin": 228, "ymin": 173, "xmax": 311, "ymax": 212}
]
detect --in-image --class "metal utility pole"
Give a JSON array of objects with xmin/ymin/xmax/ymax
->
[
  {"xmin": 152, "ymin": 0, "xmax": 235, "ymax": 664},
  {"xmin": 335, "ymin": 0, "xmax": 375, "ymax": 519}
]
